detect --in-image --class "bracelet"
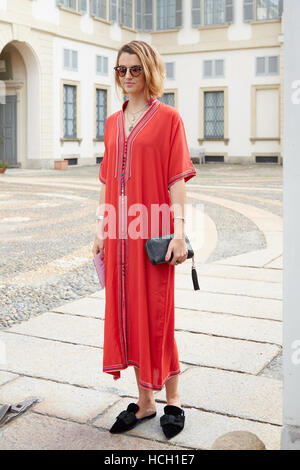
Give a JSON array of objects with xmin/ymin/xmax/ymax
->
[
  {"xmin": 96, "ymin": 206, "xmax": 104, "ymax": 221},
  {"xmin": 174, "ymin": 216, "xmax": 185, "ymax": 221}
]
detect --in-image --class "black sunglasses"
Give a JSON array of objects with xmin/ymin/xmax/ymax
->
[{"xmin": 114, "ymin": 65, "xmax": 144, "ymax": 77}]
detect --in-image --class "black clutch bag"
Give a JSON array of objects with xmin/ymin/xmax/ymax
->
[{"xmin": 144, "ymin": 233, "xmax": 200, "ymax": 290}]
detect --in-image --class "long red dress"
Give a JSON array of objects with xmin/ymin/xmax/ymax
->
[{"xmin": 99, "ymin": 96, "xmax": 197, "ymax": 391}]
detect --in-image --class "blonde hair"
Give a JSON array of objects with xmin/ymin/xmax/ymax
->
[{"xmin": 114, "ymin": 40, "xmax": 166, "ymax": 102}]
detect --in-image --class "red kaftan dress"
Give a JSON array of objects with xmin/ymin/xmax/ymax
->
[{"xmin": 99, "ymin": 96, "xmax": 197, "ymax": 391}]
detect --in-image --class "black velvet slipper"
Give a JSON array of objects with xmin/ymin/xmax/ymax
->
[
  {"xmin": 109, "ymin": 402, "xmax": 157, "ymax": 434},
  {"xmin": 160, "ymin": 405, "xmax": 185, "ymax": 439}
]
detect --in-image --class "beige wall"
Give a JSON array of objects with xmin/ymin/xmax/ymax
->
[{"xmin": 0, "ymin": 0, "xmax": 284, "ymax": 167}]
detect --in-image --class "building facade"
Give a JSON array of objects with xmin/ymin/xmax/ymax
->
[{"xmin": 0, "ymin": 0, "xmax": 283, "ymax": 168}]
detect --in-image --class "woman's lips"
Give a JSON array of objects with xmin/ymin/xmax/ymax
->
[{"xmin": 125, "ymin": 82, "xmax": 134, "ymax": 85}]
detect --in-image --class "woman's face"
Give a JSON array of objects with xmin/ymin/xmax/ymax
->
[{"xmin": 118, "ymin": 52, "xmax": 146, "ymax": 97}]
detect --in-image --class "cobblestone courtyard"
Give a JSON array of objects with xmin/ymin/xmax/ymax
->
[{"xmin": 0, "ymin": 163, "xmax": 282, "ymax": 449}]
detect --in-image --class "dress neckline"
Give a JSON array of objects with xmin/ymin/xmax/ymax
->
[{"xmin": 121, "ymin": 96, "xmax": 158, "ymax": 140}]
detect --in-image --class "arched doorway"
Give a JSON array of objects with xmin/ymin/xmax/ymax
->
[{"xmin": 0, "ymin": 40, "xmax": 40, "ymax": 168}]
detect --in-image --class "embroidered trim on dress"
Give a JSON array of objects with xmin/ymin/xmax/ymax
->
[{"xmin": 103, "ymin": 362, "xmax": 181, "ymax": 391}]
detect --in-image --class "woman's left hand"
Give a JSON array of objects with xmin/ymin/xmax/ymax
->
[{"xmin": 165, "ymin": 238, "xmax": 188, "ymax": 266}]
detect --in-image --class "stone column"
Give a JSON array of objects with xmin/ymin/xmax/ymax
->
[{"xmin": 281, "ymin": 0, "xmax": 300, "ymax": 450}]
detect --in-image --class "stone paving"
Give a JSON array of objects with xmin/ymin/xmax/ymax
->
[{"xmin": 0, "ymin": 163, "xmax": 282, "ymax": 450}]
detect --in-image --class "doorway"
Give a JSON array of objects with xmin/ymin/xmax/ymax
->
[{"xmin": 0, "ymin": 95, "xmax": 17, "ymax": 167}]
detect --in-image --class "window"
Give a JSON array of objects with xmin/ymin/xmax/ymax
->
[
  {"xmin": 204, "ymin": 91, "xmax": 224, "ymax": 138},
  {"xmin": 156, "ymin": 0, "xmax": 183, "ymax": 30},
  {"xmin": 63, "ymin": 85, "xmax": 77, "ymax": 138},
  {"xmin": 203, "ymin": 59, "xmax": 225, "ymax": 77},
  {"xmin": 111, "ymin": 0, "xmax": 183, "ymax": 31},
  {"xmin": 158, "ymin": 93, "xmax": 175, "ymax": 107},
  {"xmin": 244, "ymin": 0, "xmax": 283, "ymax": 22},
  {"xmin": 96, "ymin": 89, "xmax": 107, "ymax": 139},
  {"xmin": 165, "ymin": 62, "xmax": 175, "ymax": 80},
  {"xmin": 135, "ymin": 0, "xmax": 153, "ymax": 31},
  {"xmin": 57, "ymin": 0, "xmax": 87, "ymax": 13},
  {"xmin": 251, "ymin": 85, "xmax": 280, "ymax": 142},
  {"xmin": 110, "ymin": 0, "xmax": 118, "ymax": 21},
  {"xmin": 191, "ymin": 0, "xmax": 201, "ymax": 26},
  {"xmin": 255, "ymin": 56, "xmax": 279, "ymax": 75},
  {"xmin": 96, "ymin": 55, "xmax": 109, "ymax": 75},
  {"xmin": 90, "ymin": 0, "xmax": 107, "ymax": 18},
  {"xmin": 58, "ymin": 0, "xmax": 76, "ymax": 10},
  {"xmin": 192, "ymin": 0, "xmax": 234, "ymax": 26},
  {"xmin": 63, "ymin": 49, "xmax": 78, "ymax": 71},
  {"xmin": 121, "ymin": 0, "xmax": 133, "ymax": 27}
]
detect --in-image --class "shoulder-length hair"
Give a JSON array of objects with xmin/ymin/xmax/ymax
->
[{"xmin": 114, "ymin": 40, "xmax": 165, "ymax": 102}]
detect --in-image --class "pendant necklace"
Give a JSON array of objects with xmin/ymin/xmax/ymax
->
[{"xmin": 126, "ymin": 103, "xmax": 148, "ymax": 132}]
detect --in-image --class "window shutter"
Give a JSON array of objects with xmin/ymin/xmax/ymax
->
[
  {"xmin": 256, "ymin": 57, "xmax": 266, "ymax": 75},
  {"xmin": 119, "ymin": 0, "xmax": 125, "ymax": 25},
  {"xmin": 103, "ymin": 56, "xmax": 108, "ymax": 74},
  {"xmin": 135, "ymin": 0, "xmax": 142, "ymax": 29},
  {"xmin": 90, "ymin": 0, "xmax": 97, "ymax": 16},
  {"xmin": 279, "ymin": 0, "xmax": 283, "ymax": 17},
  {"xmin": 165, "ymin": 62, "xmax": 175, "ymax": 79},
  {"xmin": 96, "ymin": 56, "xmax": 101, "ymax": 73},
  {"xmin": 57, "ymin": 0, "xmax": 64, "ymax": 6},
  {"xmin": 175, "ymin": 0, "xmax": 183, "ymax": 28},
  {"xmin": 225, "ymin": 0, "xmax": 234, "ymax": 23},
  {"xmin": 110, "ymin": 0, "xmax": 117, "ymax": 21},
  {"xmin": 144, "ymin": 0, "xmax": 153, "ymax": 31},
  {"xmin": 63, "ymin": 49, "xmax": 70, "ymax": 68},
  {"xmin": 268, "ymin": 56, "xmax": 279, "ymax": 74},
  {"xmin": 191, "ymin": 0, "xmax": 201, "ymax": 26},
  {"xmin": 79, "ymin": 0, "xmax": 87, "ymax": 12},
  {"xmin": 244, "ymin": 0, "xmax": 254, "ymax": 21},
  {"xmin": 72, "ymin": 50, "xmax": 78, "ymax": 70},
  {"xmin": 203, "ymin": 60, "xmax": 213, "ymax": 77},
  {"xmin": 215, "ymin": 59, "xmax": 224, "ymax": 76}
]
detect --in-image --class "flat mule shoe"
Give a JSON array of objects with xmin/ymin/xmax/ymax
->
[
  {"xmin": 109, "ymin": 402, "xmax": 157, "ymax": 434},
  {"xmin": 160, "ymin": 405, "xmax": 185, "ymax": 439}
]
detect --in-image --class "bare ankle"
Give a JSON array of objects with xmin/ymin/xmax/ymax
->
[
  {"xmin": 166, "ymin": 394, "xmax": 181, "ymax": 407},
  {"xmin": 137, "ymin": 397, "xmax": 156, "ymax": 408}
]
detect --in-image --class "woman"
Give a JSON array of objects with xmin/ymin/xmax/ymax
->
[{"xmin": 92, "ymin": 40, "xmax": 197, "ymax": 439}]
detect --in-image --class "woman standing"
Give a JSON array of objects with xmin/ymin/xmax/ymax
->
[{"xmin": 92, "ymin": 40, "xmax": 197, "ymax": 439}]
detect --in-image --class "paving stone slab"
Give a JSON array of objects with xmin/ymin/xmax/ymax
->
[
  {"xmin": 95, "ymin": 398, "xmax": 281, "ymax": 450},
  {"xmin": 0, "ymin": 371, "xmax": 18, "ymax": 387},
  {"xmin": 214, "ymin": 249, "xmax": 282, "ymax": 268},
  {"xmin": 175, "ymin": 331, "xmax": 280, "ymax": 374},
  {"xmin": 265, "ymin": 256, "xmax": 283, "ymax": 270},
  {"xmin": 175, "ymin": 289, "xmax": 282, "ymax": 320},
  {"xmin": 8, "ymin": 312, "xmax": 104, "ymax": 347},
  {"xmin": 175, "ymin": 273, "xmax": 282, "ymax": 299},
  {"xmin": 89, "ymin": 290, "xmax": 105, "ymax": 300},
  {"xmin": 0, "ymin": 331, "xmax": 130, "ymax": 393},
  {"xmin": 155, "ymin": 367, "xmax": 282, "ymax": 426},
  {"xmin": 175, "ymin": 308, "xmax": 282, "ymax": 345},
  {"xmin": 53, "ymin": 296, "xmax": 105, "ymax": 319},
  {"xmin": 176, "ymin": 262, "xmax": 282, "ymax": 283},
  {"xmin": 0, "ymin": 412, "xmax": 186, "ymax": 450},
  {"xmin": 0, "ymin": 331, "xmax": 188, "ymax": 396},
  {"xmin": 0, "ymin": 376, "xmax": 120, "ymax": 424}
]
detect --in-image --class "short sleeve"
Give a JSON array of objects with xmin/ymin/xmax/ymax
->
[
  {"xmin": 99, "ymin": 146, "xmax": 107, "ymax": 184},
  {"xmin": 168, "ymin": 116, "xmax": 197, "ymax": 190},
  {"xmin": 99, "ymin": 120, "xmax": 109, "ymax": 184}
]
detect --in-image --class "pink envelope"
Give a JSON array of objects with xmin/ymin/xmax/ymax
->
[{"xmin": 93, "ymin": 253, "xmax": 105, "ymax": 289}]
